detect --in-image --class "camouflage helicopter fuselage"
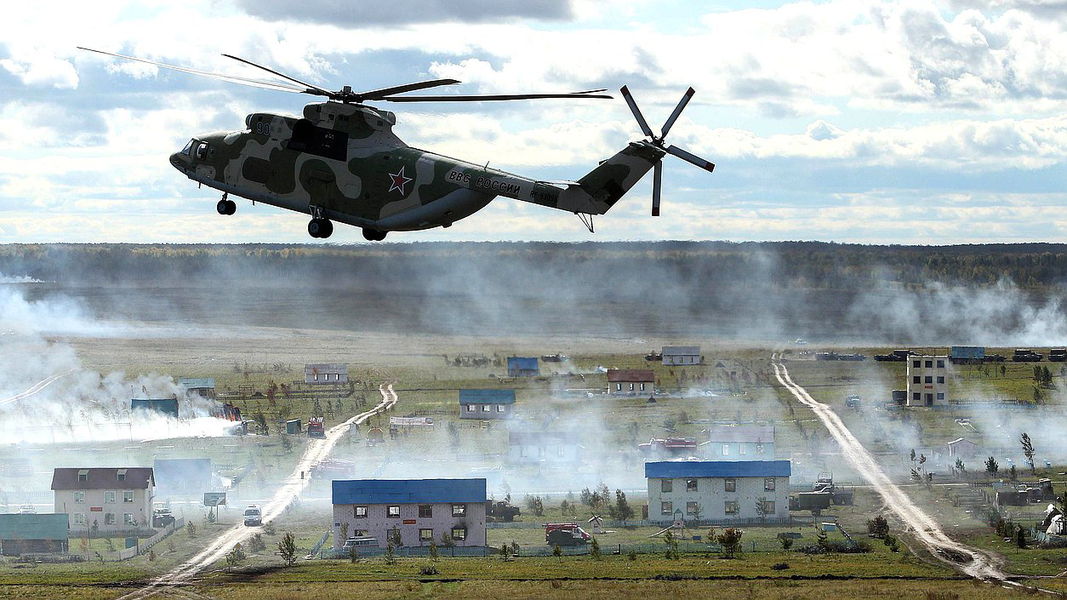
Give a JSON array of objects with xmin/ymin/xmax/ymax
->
[{"xmin": 169, "ymin": 100, "xmax": 663, "ymax": 238}]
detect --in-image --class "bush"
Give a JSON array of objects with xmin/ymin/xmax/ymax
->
[
  {"xmin": 799, "ymin": 540, "xmax": 871, "ymax": 555},
  {"xmin": 249, "ymin": 533, "xmax": 267, "ymax": 553},
  {"xmin": 716, "ymin": 528, "xmax": 744, "ymax": 559},
  {"xmin": 627, "ymin": 548, "xmax": 637, "ymax": 561},
  {"xmin": 263, "ymin": 522, "xmax": 276, "ymax": 536},
  {"xmin": 779, "ymin": 536, "xmax": 793, "ymax": 550},
  {"xmin": 866, "ymin": 515, "xmax": 890, "ymax": 538},
  {"xmin": 186, "ymin": 522, "xmax": 197, "ymax": 537},
  {"xmin": 884, "ymin": 534, "xmax": 899, "ymax": 552},
  {"xmin": 419, "ymin": 564, "xmax": 439, "ymax": 576},
  {"xmin": 771, "ymin": 562, "xmax": 790, "ymax": 570}
]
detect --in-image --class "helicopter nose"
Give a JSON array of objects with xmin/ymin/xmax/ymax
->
[{"xmin": 169, "ymin": 151, "xmax": 188, "ymax": 172}]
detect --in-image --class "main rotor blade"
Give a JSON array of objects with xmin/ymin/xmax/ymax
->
[
  {"xmin": 78, "ymin": 47, "xmax": 311, "ymax": 94},
  {"xmin": 620, "ymin": 86, "xmax": 654, "ymax": 138},
  {"xmin": 358, "ymin": 79, "xmax": 461, "ymax": 101},
  {"xmin": 379, "ymin": 91, "xmax": 613, "ymax": 102},
  {"xmin": 652, "ymin": 161, "xmax": 662, "ymax": 217},
  {"xmin": 222, "ymin": 53, "xmax": 332, "ymax": 96},
  {"xmin": 666, "ymin": 144, "xmax": 715, "ymax": 173},
  {"xmin": 660, "ymin": 87, "xmax": 695, "ymax": 140}
]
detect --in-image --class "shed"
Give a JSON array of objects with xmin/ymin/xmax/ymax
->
[
  {"xmin": 178, "ymin": 378, "xmax": 216, "ymax": 397},
  {"xmin": 663, "ymin": 346, "xmax": 702, "ymax": 366},
  {"xmin": 607, "ymin": 369, "xmax": 655, "ymax": 396},
  {"xmin": 305, "ymin": 363, "xmax": 348, "ymax": 384},
  {"xmin": 286, "ymin": 419, "xmax": 302, "ymax": 434},
  {"xmin": 0, "ymin": 514, "xmax": 68, "ymax": 555},
  {"xmin": 459, "ymin": 389, "xmax": 516, "ymax": 420},
  {"xmin": 131, "ymin": 398, "xmax": 179, "ymax": 419},
  {"xmin": 947, "ymin": 437, "xmax": 979, "ymax": 458},
  {"xmin": 506, "ymin": 357, "xmax": 540, "ymax": 377}
]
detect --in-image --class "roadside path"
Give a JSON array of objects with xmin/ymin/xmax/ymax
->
[
  {"xmin": 116, "ymin": 383, "xmax": 399, "ymax": 600},
  {"xmin": 0, "ymin": 369, "xmax": 73, "ymax": 406}
]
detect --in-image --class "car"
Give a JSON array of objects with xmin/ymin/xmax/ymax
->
[{"xmin": 243, "ymin": 505, "xmax": 262, "ymax": 526}]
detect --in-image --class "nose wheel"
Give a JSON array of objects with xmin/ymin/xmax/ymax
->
[
  {"xmin": 216, "ymin": 195, "xmax": 236, "ymax": 215},
  {"xmin": 308, "ymin": 218, "xmax": 333, "ymax": 239}
]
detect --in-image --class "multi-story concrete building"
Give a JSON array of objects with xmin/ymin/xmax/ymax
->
[
  {"xmin": 701, "ymin": 425, "xmax": 775, "ymax": 460},
  {"xmin": 907, "ymin": 355, "xmax": 949, "ymax": 407},
  {"xmin": 607, "ymin": 369, "xmax": 655, "ymax": 396},
  {"xmin": 645, "ymin": 460, "xmax": 791, "ymax": 524},
  {"xmin": 51, "ymin": 468, "xmax": 154, "ymax": 534},
  {"xmin": 663, "ymin": 346, "xmax": 702, "ymax": 366},
  {"xmin": 332, "ymin": 478, "xmax": 487, "ymax": 549},
  {"xmin": 458, "ymin": 389, "xmax": 515, "ymax": 420}
]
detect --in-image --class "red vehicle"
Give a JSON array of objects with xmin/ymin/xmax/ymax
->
[
  {"xmin": 545, "ymin": 522, "xmax": 592, "ymax": 546},
  {"xmin": 307, "ymin": 416, "xmax": 326, "ymax": 438},
  {"xmin": 637, "ymin": 437, "xmax": 697, "ymax": 456}
]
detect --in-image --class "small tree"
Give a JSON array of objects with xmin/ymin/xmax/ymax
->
[
  {"xmin": 1021, "ymin": 433, "xmax": 1036, "ymax": 476},
  {"xmin": 281, "ymin": 435, "xmax": 293, "ymax": 453},
  {"xmin": 250, "ymin": 533, "xmax": 267, "ymax": 553},
  {"xmin": 779, "ymin": 536, "xmax": 793, "ymax": 550},
  {"xmin": 339, "ymin": 522, "xmax": 349, "ymax": 543},
  {"xmin": 816, "ymin": 529, "xmax": 830, "ymax": 551},
  {"xmin": 613, "ymin": 490, "xmax": 635, "ymax": 524},
  {"xmin": 278, "ymin": 532, "xmax": 297, "ymax": 567},
  {"xmin": 985, "ymin": 456, "xmax": 999, "ymax": 477},
  {"xmin": 499, "ymin": 543, "xmax": 512, "ymax": 561},
  {"xmin": 349, "ymin": 542, "xmax": 359, "ymax": 563},
  {"xmin": 1017, "ymin": 526, "xmax": 1027, "ymax": 549},
  {"xmin": 384, "ymin": 541, "xmax": 396, "ymax": 565},
  {"xmin": 553, "ymin": 543, "xmax": 563, "ymax": 564},
  {"xmin": 440, "ymin": 532, "xmax": 456, "ymax": 548},
  {"xmin": 717, "ymin": 528, "xmax": 743, "ymax": 559},
  {"xmin": 1009, "ymin": 464, "xmax": 1018, "ymax": 481},
  {"xmin": 955, "ymin": 458, "xmax": 966, "ymax": 476},
  {"xmin": 663, "ymin": 529, "xmax": 679, "ymax": 560},
  {"xmin": 206, "ymin": 509, "xmax": 217, "ymax": 524},
  {"xmin": 866, "ymin": 515, "xmax": 889, "ymax": 539},
  {"xmin": 428, "ymin": 538, "xmax": 438, "ymax": 562},
  {"xmin": 755, "ymin": 497, "xmax": 770, "ymax": 522},
  {"xmin": 590, "ymin": 536, "xmax": 601, "ymax": 561},
  {"xmin": 226, "ymin": 544, "xmax": 246, "ymax": 569},
  {"xmin": 186, "ymin": 522, "xmax": 197, "ymax": 537}
]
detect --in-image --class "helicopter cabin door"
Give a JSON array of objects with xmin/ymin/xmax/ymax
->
[{"xmin": 303, "ymin": 168, "xmax": 340, "ymax": 214}]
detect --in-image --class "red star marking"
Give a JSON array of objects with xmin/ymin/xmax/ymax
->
[{"xmin": 388, "ymin": 165, "xmax": 412, "ymax": 195}]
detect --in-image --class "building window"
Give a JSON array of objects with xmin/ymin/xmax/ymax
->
[
  {"xmin": 756, "ymin": 444, "xmax": 764, "ymax": 454},
  {"xmin": 924, "ymin": 376, "xmax": 932, "ymax": 384},
  {"xmin": 937, "ymin": 392, "xmax": 945, "ymax": 401},
  {"xmin": 661, "ymin": 479, "xmax": 672, "ymax": 493},
  {"xmin": 616, "ymin": 383, "xmax": 621, "ymax": 391},
  {"xmin": 912, "ymin": 392, "xmax": 920, "ymax": 401},
  {"xmin": 420, "ymin": 528, "xmax": 434, "ymax": 542},
  {"xmin": 78, "ymin": 470, "xmax": 88, "ymax": 482},
  {"xmin": 925, "ymin": 360, "xmax": 933, "ymax": 368},
  {"xmin": 105, "ymin": 513, "xmax": 116, "ymax": 525},
  {"xmin": 419, "ymin": 505, "xmax": 432, "ymax": 518},
  {"xmin": 73, "ymin": 513, "xmax": 85, "ymax": 525},
  {"xmin": 452, "ymin": 504, "xmax": 466, "ymax": 517},
  {"xmin": 739, "ymin": 445, "xmax": 747, "ymax": 455},
  {"xmin": 520, "ymin": 446, "xmax": 528, "ymax": 457},
  {"xmin": 725, "ymin": 501, "xmax": 739, "ymax": 515},
  {"xmin": 74, "ymin": 491, "xmax": 86, "ymax": 504},
  {"xmin": 722, "ymin": 444, "xmax": 730, "ymax": 456},
  {"xmin": 937, "ymin": 360, "xmax": 945, "ymax": 368},
  {"xmin": 629, "ymin": 383, "xmax": 635, "ymax": 391},
  {"xmin": 912, "ymin": 360, "xmax": 920, "ymax": 368},
  {"xmin": 937, "ymin": 376, "xmax": 945, "ymax": 384},
  {"xmin": 765, "ymin": 478, "xmax": 775, "ymax": 491},
  {"xmin": 912, "ymin": 376, "xmax": 920, "ymax": 384},
  {"xmin": 451, "ymin": 527, "xmax": 467, "ymax": 541},
  {"xmin": 353, "ymin": 529, "xmax": 367, "ymax": 537},
  {"xmin": 686, "ymin": 501, "xmax": 699, "ymax": 515},
  {"xmin": 354, "ymin": 506, "xmax": 367, "ymax": 518},
  {"xmin": 467, "ymin": 404, "xmax": 475, "ymax": 412},
  {"xmin": 117, "ymin": 469, "xmax": 126, "ymax": 482},
  {"xmin": 640, "ymin": 383, "xmax": 646, "ymax": 391},
  {"xmin": 764, "ymin": 500, "xmax": 776, "ymax": 514},
  {"xmin": 725, "ymin": 478, "xmax": 736, "ymax": 492},
  {"xmin": 123, "ymin": 513, "xmax": 135, "ymax": 525},
  {"xmin": 661, "ymin": 501, "xmax": 673, "ymax": 515},
  {"xmin": 497, "ymin": 404, "xmax": 505, "ymax": 412},
  {"xmin": 482, "ymin": 405, "xmax": 490, "ymax": 412},
  {"xmin": 686, "ymin": 479, "xmax": 698, "ymax": 492},
  {"xmin": 123, "ymin": 490, "xmax": 134, "ymax": 503},
  {"xmin": 387, "ymin": 505, "xmax": 401, "ymax": 518},
  {"xmin": 105, "ymin": 491, "xmax": 116, "ymax": 504}
]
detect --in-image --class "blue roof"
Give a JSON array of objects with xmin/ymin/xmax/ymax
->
[
  {"xmin": 507, "ymin": 357, "xmax": 539, "ymax": 370},
  {"xmin": 332, "ymin": 478, "xmax": 487, "ymax": 505},
  {"xmin": 131, "ymin": 398, "xmax": 179, "ymax": 417},
  {"xmin": 0, "ymin": 514, "xmax": 68, "ymax": 541},
  {"xmin": 645, "ymin": 460, "xmax": 791, "ymax": 479},
  {"xmin": 459, "ymin": 389, "xmax": 516, "ymax": 404}
]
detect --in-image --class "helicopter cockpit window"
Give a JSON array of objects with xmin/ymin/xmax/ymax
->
[
  {"xmin": 195, "ymin": 142, "xmax": 208, "ymax": 160},
  {"xmin": 181, "ymin": 139, "xmax": 195, "ymax": 156}
]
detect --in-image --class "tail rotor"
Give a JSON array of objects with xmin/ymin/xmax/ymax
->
[{"xmin": 619, "ymin": 86, "xmax": 715, "ymax": 216}]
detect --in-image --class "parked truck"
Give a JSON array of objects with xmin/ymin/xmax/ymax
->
[
  {"xmin": 545, "ymin": 522, "xmax": 592, "ymax": 546},
  {"xmin": 1012, "ymin": 349, "xmax": 1044, "ymax": 362},
  {"xmin": 307, "ymin": 416, "xmax": 326, "ymax": 438},
  {"xmin": 813, "ymin": 473, "xmax": 853, "ymax": 505}
]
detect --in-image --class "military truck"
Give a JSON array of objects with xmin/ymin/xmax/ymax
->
[
  {"xmin": 813, "ymin": 473, "xmax": 853, "ymax": 505},
  {"xmin": 486, "ymin": 499, "xmax": 521, "ymax": 523},
  {"xmin": 1012, "ymin": 349, "xmax": 1044, "ymax": 362}
]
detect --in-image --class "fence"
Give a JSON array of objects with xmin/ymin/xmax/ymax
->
[
  {"xmin": 99, "ymin": 517, "xmax": 185, "ymax": 561},
  {"xmin": 320, "ymin": 539, "xmax": 790, "ymax": 560},
  {"xmin": 487, "ymin": 517, "xmax": 797, "ymax": 530}
]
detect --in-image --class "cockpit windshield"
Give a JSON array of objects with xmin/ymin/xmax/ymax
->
[{"xmin": 181, "ymin": 139, "xmax": 195, "ymax": 156}]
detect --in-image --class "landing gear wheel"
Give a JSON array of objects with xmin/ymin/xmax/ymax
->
[
  {"xmin": 216, "ymin": 199, "xmax": 236, "ymax": 215},
  {"xmin": 362, "ymin": 228, "xmax": 387, "ymax": 241},
  {"xmin": 308, "ymin": 218, "xmax": 333, "ymax": 239}
]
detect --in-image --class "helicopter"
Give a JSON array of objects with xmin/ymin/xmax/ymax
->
[{"xmin": 79, "ymin": 48, "xmax": 715, "ymax": 241}]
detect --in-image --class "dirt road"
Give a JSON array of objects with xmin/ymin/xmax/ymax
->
[
  {"xmin": 117, "ymin": 383, "xmax": 399, "ymax": 599},
  {"xmin": 771, "ymin": 356, "xmax": 1004, "ymax": 579},
  {"xmin": 0, "ymin": 369, "xmax": 72, "ymax": 406}
]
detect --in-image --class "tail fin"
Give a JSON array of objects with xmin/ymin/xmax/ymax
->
[{"xmin": 556, "ymin": 142, "xmax": 664, "ymax": 215}]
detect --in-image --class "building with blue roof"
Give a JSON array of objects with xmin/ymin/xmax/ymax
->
[
  {"xmin": 458, "ymin": 389, "xmax": 515, "ymax": 420},
  {"xmin": 331, "ymin": 478, "xmax": 487, "ymax": 549},
  {"xmin": 506, "ymin": 357, "xmax": 539, "ymax": 377},
  {"xmin": 0, "ymin": 514, "xmax": 68, "ymax": 556},
  {"xmin": 645, "ymin": 460, "xmax": 791, "ymax": 524}
]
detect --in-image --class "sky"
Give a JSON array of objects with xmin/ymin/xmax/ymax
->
[{"xmin": 1, "ymin": 0, "xmax": 1067, "ymax": 244}]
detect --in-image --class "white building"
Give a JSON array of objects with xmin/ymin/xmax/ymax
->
[
  {"xmin": 507, "ymin": 432, "xmax": 583, "ymax": 464},
  {"xmin": 51, "ymin": 468, "xmax": 154, "ymax": 535},
  {"xmin": 645, "ymin": 460, "xmax": 791, "ymax": 524},
  {"xmin": 663, "ymin": 346, "xmax": 702, "ymax": 366},
  {"xmin": 907, "ymin": 355, "xmax": 949, "ymax": 407},
  {"xmin": 701, "ymin": 425, "xmax": 775, "ymax": 460}
]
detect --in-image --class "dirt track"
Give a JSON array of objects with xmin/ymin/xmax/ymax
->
[
  {"xmin": 771, "ymin": 355, "xmax": 1005, "ymax": 579},
  {"xmin": 115, "ymin": 383, "xmax": 399, "ymax": 600}
]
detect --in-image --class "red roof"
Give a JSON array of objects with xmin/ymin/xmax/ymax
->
[
  {"xmin": 51, "ymin": 468, "xmax": 154, "ymax": 490},
  {"xmin": 607, "ymin": 369, "xmax": 655, "ymax": 382}
]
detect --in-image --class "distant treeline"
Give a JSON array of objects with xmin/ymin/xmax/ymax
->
[{"xmin": 3, "ymin": 241, "xmax": 1067, "ymax": 291}]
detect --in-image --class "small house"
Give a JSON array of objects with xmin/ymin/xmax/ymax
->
[
  {"xmin": 0, "ymin": 514, "xmax": 68, "ymax": 556},
  {"xmin": 663, "ymin": 346, "xmax": 702, "ymax": 366},
  {"xmin": 508, "ymin": 432, "xmax": 583, "ymax": 464},
  {"xmin": 178, "ymin": 378, "xmax": 216, "ymax": 398},
  {"xmin": 332, "ymin": 478, "xmax": 487, "ymax": 548},
  {"xmin": 506, "ymin": 357, "xmax": 539, "ymax": 377},
  {"xmin": 702, "ymin": 425, "xmax": 775, "ymax": 460},
  {"xmin": 947, "ymin": 438, "xmax": 979, "ymax": 458},
  {"xmin": 52, "ymin": 467, "xmax": 154, "ymax": 534},
  {"xmin": 459, "ymin": 389, "xmax": 515, "ymax": 420},
  {"xmin": 306, "ymin": 363, "xmax": 348, "ymax": 384},
  {"xmin": 131, "ymin": 398, "xmax": 179, "ymax": 419},
  {"xmin": 607, "ymin": 369, "xmax": 655, "ymax": 396}
]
